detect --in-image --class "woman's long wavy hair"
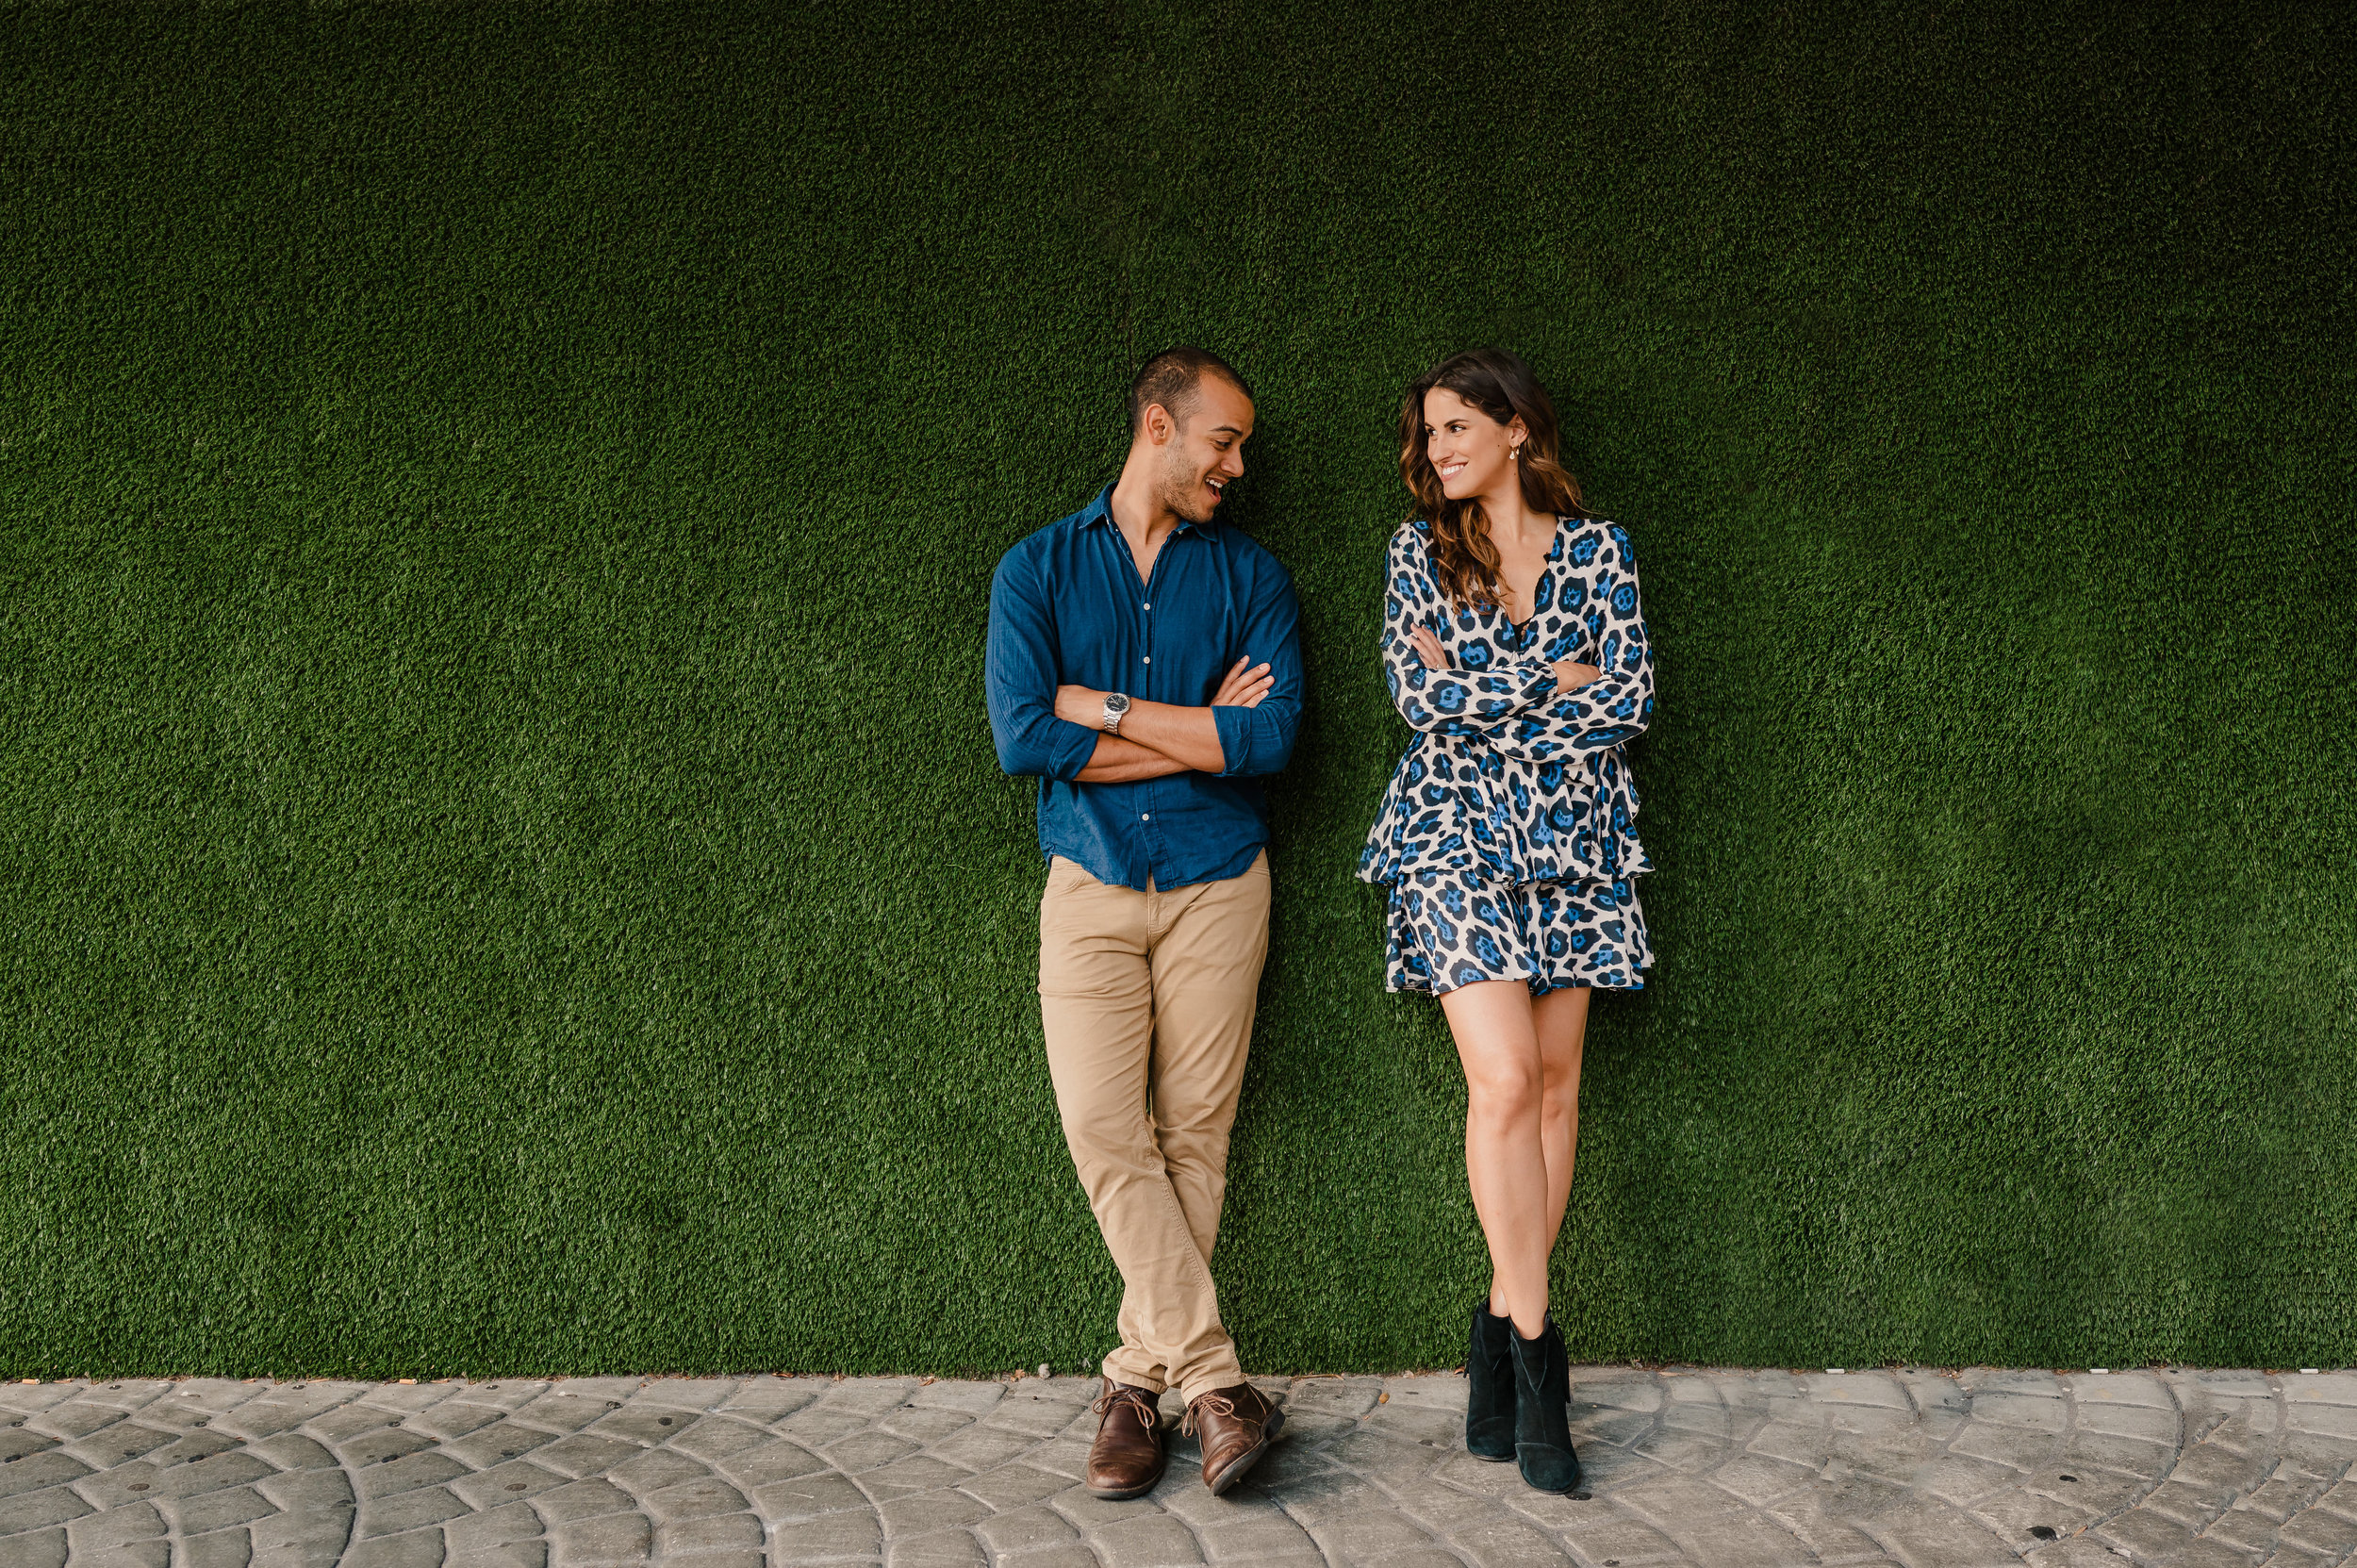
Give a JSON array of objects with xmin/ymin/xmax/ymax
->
[{"xmin": 1399, "ymin": 348, "xmax": 1586, "ymax": 609}]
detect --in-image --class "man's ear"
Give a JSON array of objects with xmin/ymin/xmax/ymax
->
[{"xmin": 1143, "ymin": 403, "xmax": 1177, "ymax": 446}]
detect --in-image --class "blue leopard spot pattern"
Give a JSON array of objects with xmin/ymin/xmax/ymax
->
[{"xmin": 1360, "ymin": 515, "xmax": 1657, "ymax": 995}]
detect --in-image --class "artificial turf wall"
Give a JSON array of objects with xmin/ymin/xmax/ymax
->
[{"xmin": 2, "ymin": 2, "xmax": 2350, "ymax": 1378}]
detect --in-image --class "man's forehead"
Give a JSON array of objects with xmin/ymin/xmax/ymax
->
[{"xmin": 1195, "ymin": 380, "xmax": 1255, "ymax": 435}]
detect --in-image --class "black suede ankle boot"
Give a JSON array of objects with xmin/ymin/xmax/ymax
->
[
  {"xmin": 1508, "ymin": 1315, "xmax": 1582, "ymax": 1494},
  {"xmin": 1464, "ymin": 1303, "xmax": 1515, "ymax": 1461}
]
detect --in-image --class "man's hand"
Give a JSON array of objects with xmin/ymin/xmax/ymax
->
[
  {"xmin": 1210, "ymin": 657, "xmax": 1275, "ymax": 709},
  {"xmin": 1408, "ymin": 623, "xmax": 1598, "ymax": 690},
  {"xmin": 1054, "ymin": 685, "xmax": 1109, "ymax": 728}
]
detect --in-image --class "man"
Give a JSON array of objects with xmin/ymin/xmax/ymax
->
[{"xmin": 985, "ymin": 347, "xmax": 1303, "ymax": 1498}]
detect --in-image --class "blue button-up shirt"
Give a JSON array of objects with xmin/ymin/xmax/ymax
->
[{"xmin": 986, "ymin": 485, "xmax": 1304, "ymax": 891}]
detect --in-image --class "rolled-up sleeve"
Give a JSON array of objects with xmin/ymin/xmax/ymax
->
[
  {"xmin": 986, "ymin": 549, "xmax": 1100, "ymax": 782},
  {"xmin": 1212, "ymin": 557, "xmax": 1304, "ymax": 778}
]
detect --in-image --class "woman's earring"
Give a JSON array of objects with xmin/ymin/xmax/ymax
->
[{"xmin": 1509, "ymin": 444, "xmax": 1521, "ymax": 461}]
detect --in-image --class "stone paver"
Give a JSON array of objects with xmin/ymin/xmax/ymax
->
[{"xmin": 3, "ymin": 1369, "xmax": 2355, "ymax": 1564}]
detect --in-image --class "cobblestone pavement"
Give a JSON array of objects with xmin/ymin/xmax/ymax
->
[{"xmin": 7, "ymin": 1367, "xmax": 2357, "ymax": 1567}]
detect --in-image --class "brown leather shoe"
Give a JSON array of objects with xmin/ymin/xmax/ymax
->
[
  {"xmin": 1085, "ymin": 1378, "xmax": 1166, "ymax": 1499},
  {"xmin": 1185, "ymin": 1382, "xmax": 1286, "ymax": 1494}
]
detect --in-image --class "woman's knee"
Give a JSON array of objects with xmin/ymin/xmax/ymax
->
[
  {"xmin": 1465, "ymin": 1055, "xmax": 1544, "ymax": 1121},
  {"xmin": 1539, "ymin": 1065, "xmax": 1580, "ymax": 1122}
]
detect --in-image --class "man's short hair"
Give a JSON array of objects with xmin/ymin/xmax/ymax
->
[{"xmin": 1127, "ymin": 347, "xmax": 1253, "ymax": 434}]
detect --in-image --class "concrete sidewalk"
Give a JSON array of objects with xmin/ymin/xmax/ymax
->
[{"xmin": 5, "ymin": 1366, "xmax": 2356, "ymax": 1567}]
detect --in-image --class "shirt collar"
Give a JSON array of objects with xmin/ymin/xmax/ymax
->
[{"xmin": 1080, "ymin": 482, "xmax": 1211, "ymax": 536}]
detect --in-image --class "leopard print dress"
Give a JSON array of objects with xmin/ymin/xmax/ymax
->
[{"xmin": 1359, "ymin": 515, "xmax": 1656, "ymax": 995}]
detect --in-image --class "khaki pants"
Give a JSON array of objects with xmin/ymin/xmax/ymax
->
[{"xmin": 1038, "ymin": 850, "xmax": 1271, "ymax": 1402}]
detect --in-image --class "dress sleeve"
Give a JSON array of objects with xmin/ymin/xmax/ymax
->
[
  {"xmin": 1481, "ymin": 524, "xmax": 1656, "ymax": 761},
  {"xmin": 1380, "ymin": 528, "xmax": 1560, "ymax": 734}
]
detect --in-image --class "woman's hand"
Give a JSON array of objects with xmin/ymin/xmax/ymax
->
[
  {"xmin": 1551, "ymin": 659, "xmax": 1602, "ymax": 690},
  {"xmin": 1211, "ymin": 657, "xmax": 1275, "ymax": 709}
]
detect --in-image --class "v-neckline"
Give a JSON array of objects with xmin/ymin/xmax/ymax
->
[{"xmin": 1498, "ymin": 517, "xmax": 1563, "ymax": 636}]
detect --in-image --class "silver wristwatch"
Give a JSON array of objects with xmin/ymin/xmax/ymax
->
[{"xmin": 1101, "ymin": 693, "xmax": 1131, "ymax": 734}]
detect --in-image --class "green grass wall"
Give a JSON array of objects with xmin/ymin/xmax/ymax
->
[{"xmin": 2, "ymin": 1, "xmax": 2351, "ymax": 1378}]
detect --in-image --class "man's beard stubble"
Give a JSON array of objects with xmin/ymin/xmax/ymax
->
[{"xmin": 1156, "ymin": 450, "xmax": 1216, "ymax": 525}]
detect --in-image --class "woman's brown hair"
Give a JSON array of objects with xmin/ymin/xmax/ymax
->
[{"xmin": 1398, "ymin": 348, "xmax": 1586, "ymax": 608}]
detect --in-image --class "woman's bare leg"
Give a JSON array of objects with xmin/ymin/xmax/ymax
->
[
  {"xmin": 1533, "ymin": 985, "xmax": 1591, "ymax": 1257},
  {"xmin": 1441, "ymin": 979, "xmax": 1553, "ymax": 1337},
  {"xmin": 1472, "ymin": 985, "xmax": 1591, "ymax": 1320}
]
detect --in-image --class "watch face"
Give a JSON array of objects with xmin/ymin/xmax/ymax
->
[{"xmin": 1106, "ymin": 694, "xmax": 1131, "ymax": 713}]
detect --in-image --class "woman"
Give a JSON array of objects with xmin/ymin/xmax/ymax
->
[{"xmin": 1359, "ymin": 348, "xmax": 1655, "ymax": 1494}]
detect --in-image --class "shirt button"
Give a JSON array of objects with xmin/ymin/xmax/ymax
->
[
  {"xmin": 1142, "ymin": 655, "xmax": 1151, "ymax": 664},
  {"xmin": 1141, "ymin": 813, "xmax": 1151, "ymax": 822},
  {"xmin": 1143, "ymin": 602, "xmax": 1151, "ymax": 611}
]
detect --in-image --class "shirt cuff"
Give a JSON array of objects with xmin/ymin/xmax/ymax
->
[
  {"xmin": 1211, "ymin": 704, "xmax": 1255, "ymax": 776},
  {"xmin": 1047, "ymin": 716, "xmax": 1101, "ymax": 782}
]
